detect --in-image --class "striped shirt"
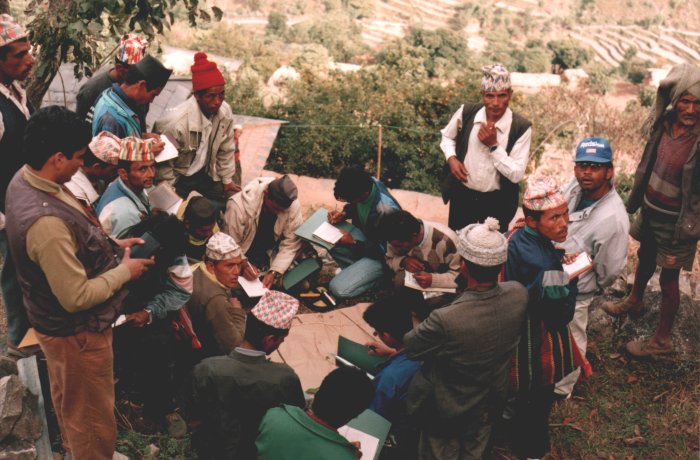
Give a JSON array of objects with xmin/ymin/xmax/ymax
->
[{"xmin": 645, "ymin": 130, "xmax": 698, "ymax": 214}]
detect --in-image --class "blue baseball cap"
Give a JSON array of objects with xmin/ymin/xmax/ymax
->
[{"xmin": 575, "ymin": 137, "xmax": 612, "ymax": 163}]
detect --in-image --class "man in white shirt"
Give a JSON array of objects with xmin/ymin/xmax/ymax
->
[{"xmin": 439, "ymin": 64, "xmax": 532, "ymax": 232}]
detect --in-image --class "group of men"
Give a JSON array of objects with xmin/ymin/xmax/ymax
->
[{"xmin": 1, "ymin": 11, "xmax": 698, "ymax": 460}]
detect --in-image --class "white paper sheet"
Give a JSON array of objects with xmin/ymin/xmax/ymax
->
[
  {"xmin": 238, "ymin": 276, "xmax": 267, "ymax": 298},
  {"xmin": 563, "ymin": 252, "xmax": 593, "ymax": 280},
  {"xmin": 154, "ymin": 135, "xmax": 179, "ymax": 163},
  {"xmin": 312, "ymin": 221, "xmax": 344, "ymax": 245},
  {"xmin": 404, "ymin": 272, "xmax": 456, "ymax": 293},
  {"xmin": 338, "ymin": 426, "xmax": 379, "ymax": 460}
]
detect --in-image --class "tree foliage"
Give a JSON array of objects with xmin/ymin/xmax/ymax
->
[
  {"xmin": 23, "ymin": 0, "xmax": 222, "ymax": 107},
  {"xmin": 547, "ymin": 38, "xmax": 591, "ymax": 70}
]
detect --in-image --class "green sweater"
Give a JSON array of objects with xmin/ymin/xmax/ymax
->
[{"xmin": 256, "ymin": 405, "xmax": 358, "ymax": 460}]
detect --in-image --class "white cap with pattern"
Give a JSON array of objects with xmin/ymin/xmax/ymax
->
[{"xmin": 206, "ymin": 232, "xmax": 242, "ymax": 261}]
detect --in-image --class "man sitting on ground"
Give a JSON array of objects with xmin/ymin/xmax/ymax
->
[
  {"xmin": 189, "ymin": 290, "xmax": 305, "ymax": 459},
  {"xmin": 187, "ymin": 232, "xmax": 246, "ymax": 360},
  {"xmin": 222, "ymin": 175, "xmax": 303, "ymax": 288},
  {"xmin": 405, "ymin": 217, "xmax": 527, "ymax": 460},
  {"xmin": 327, "ymin": 166, "xmax": 401, "ymax": 299},
  {"xmin": 379, "ymin": 210, "xmax": 460, "ymax": 291},
  {"xmin": 257, "ymin": 367, "xmax": 375, "ymax": 460},
  {"xmin": 65, "ymin": 131, "xmax": 122, "ymax": 206},
  {"xmin": 363, "ymin": 297, "xmax": 421, "ymax": 458}
]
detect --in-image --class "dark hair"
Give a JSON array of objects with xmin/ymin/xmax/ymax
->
[
  {"xmin": 244, "ymin": 313, "xmax": 288, "ymax": 350},
  {"xmin": 117, "ymin": 160, "xmax": 132, "ymax": 172},
  {"xmin": 23, "ymin": 106, "xmax": 91, "ymax": 170},
  {"xmin": 363, "ymin": 296, "xmax": 413, "ymax": 343},
  {"xmin": 377, "ymin": 210, "xmax": 421, "ymax": 242},
  {"xmin": 464, "ymin": 260, "xmax": 502, "ymax": 283},
  {"xmin": 523, "ymin": 207, "xmax": 543, "ymax": 222},
  {"xmin": 0, "ymin": 38, "xmax": 28, "ymax": 61},
  {"xmin": 123, "ymin": 65, "xmax": 160, "ymax": 91},
  {"xmin": 312, "ymin": 367, "xmax": 374, "ymax": 428},
  {"xmin": 83, "ymin": 149, "xmax": 105, "ymax": 167},
  {"xmin": 334, "ymin": 166, "xmax": 373, "ymax": 202}
]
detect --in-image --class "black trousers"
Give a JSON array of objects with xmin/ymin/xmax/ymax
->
[
  {"xmin": 448, "ymin": 184, "xmax": 516, "ymax": 233},
  {"xmin": 513, "ymin": 384, "xmax": 555, "ymax": 459}
]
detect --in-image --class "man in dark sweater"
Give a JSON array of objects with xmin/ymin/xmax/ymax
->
[{"xmin": 0, "ymin": 14, "xmax": 35, "ymax": 352}]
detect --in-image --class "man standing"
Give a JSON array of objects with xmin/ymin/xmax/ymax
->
[
  {"xmin": 5, "ymin": 106, "xmax": 153, "ymax": 460},
  {"xmin": 440, "ymin": 63, "xmax": 531, "ymax": 232},
  {"xmin": 189, "ymin": 290, "xmax": 304, "ymax": 459},
  {"xmin": 222, "ymin": 175, "xmax": 303, "ymax": 288},
  {"xmin": 555, "ymin": 137, "xmax": 628, "ymax": 397},
  {"xmin": 0, "ymin": 14, "xmax": 34, "ymax": 353},
  {"xmin": 76, "ymin": 34, "xmax": 149, "ymax": 122},
  {"xmin": 405, "ymin": 217, "xmax": 527, "ymax": 460},
  {"xmin": 601, "ymin": 63, "xmax": 700, "ymax": 357},
  {"xmin": 90, "ymin": 54, "xmax": 171, "ymax": 138},
  {"xmin": 505, "ymin": 176, "xmax": 583, "ymax": 460},
  {"xmin": 154, "ymin": 52, "xmax": 239, "ymax": 204}
]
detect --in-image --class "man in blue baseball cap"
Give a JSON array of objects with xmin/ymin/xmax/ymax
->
[{"xmin": 555, "ymin": 137, "xmax": 629, "ymax": 397}]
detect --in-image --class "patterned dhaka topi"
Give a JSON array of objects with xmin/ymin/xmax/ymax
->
[
  {"xmin": 206, "ymin": 232, "xmax": 242, "ymax": 261},
  {"xmin": 251, "ymin": 290, "xmax": 299, "ymax": 330},
  {"xmin": 0, "ymin": 14, "xmax": 27, "ymax": 47},
  {"xmin": 481, "ymin": 63, "xmax": 511, "ymax": 92},
  {"xmin": 116, "ymin": 34, "xmax": 148, "ymax": 65},
  {"xmin": 522, "ymin": 175, "xmax": 566, "ymax": 211},
  {"xmin": 456, "ymin": 217, "xmax": 508, "ymax": 266}
]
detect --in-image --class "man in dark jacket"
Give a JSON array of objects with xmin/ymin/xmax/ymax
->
[
  {"xmin": 602, "ymin": 63, "xmax": 700, "ymax": 357},
  {"xmin": 5, "ymin": 106, "xmax": 152, "ymax": 459},
  {"xmin": 440, "ymin": 63, "xmax": 531, "ymax": 232}
]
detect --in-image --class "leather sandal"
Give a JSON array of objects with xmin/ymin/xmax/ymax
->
[{"xmin": 600, "ymin": 295, "xmax": 645, "ymax": 318}]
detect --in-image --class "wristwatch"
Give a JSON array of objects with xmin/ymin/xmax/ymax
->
[
  {"xmin": 489, "ymin": 144, "xmax": 498, "ymax": 153},
  {"xmin": 144, "ymin": 308, "xmax": 153, "ymax": 325}
]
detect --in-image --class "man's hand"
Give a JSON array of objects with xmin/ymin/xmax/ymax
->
[
  {"xmin": 327, "ymin": 209, "xmax": 346, "ymax": 224},
  {"xmin": 242, "ymin": 261, "xmax": 259, "ymax": 281},
  {"xmin": 447, "ymin": 156, "xmax": 469, "ymax": 182},
  {"xmin": 120, "ymin": 247, "xmax": 155, "ymax": 280},
  {"xmin": 478, "ymin": 122, "xmax": 498, "ymax": 149},
  {"xmin": 126, "ymin": 309, "xmax": 150, "ymax": 328},
  {"xmin": 223, "ymin": 182, "xmax": 241, "ymax": 196},
  {"xmin": 114, "ymin": 237, "xmax": 144, "ymax": 249},
  {"xmin": 262, "ymin": 271, "xmax": 277, "ymax": 289},
  {"xmin": 402, "ymin": 256, "xmax": 425, "ymax": 273},
  {"xmin": 338, "ymin": 229, "xmax": 356, "ymax": 246},
  {"xmin": 364, "ymin": 340, "xmax": 397, "ymax": 357},
  {"xmin": 562, "ymin": 252, "xmax": 581, "ymax": 265},
  {"xmin": 413, "ymin": 272, "xmax": 432, "ymax": 288}
]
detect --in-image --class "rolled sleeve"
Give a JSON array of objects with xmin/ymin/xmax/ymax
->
[
  {"xmin": 491, "ymin": 127, "xmax": 531, "ymax": 184},
  {"xmin": 439, "ymin": 105, "xmax": 464, "ymax": 161}
]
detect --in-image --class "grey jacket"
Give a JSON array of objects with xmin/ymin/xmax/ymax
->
[
  {"xmin": 560, "ymin": 179, "xmax": 629, "ymax": 295},
  {"xmin": 628, "ymin": 116, "xmax": 700, "ymax": 241},
  {"xmin": 404, "ymin": 282, "xmax": 527, "ymax": 435}
]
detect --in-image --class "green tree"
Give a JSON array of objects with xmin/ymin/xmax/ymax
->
[
  {"xmin": 547, "ymin": 38, "xmax": 591, "ymax": 70},
  {"xmin": 265, "ymin": 11, "xmax": 287, "ymax": 38},
  {"xmin": 24, "ymin": 0, "xmax": 222, "ymax": 108}
]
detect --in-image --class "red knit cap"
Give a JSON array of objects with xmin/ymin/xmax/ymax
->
[{"xmin": 191, "ymin": 52, "xmax": 225, "ymax": 92}]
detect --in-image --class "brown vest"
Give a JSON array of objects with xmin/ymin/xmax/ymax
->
[{"xmin": 5, "ymin": 171, "xmax": 128, "ymax": 336}]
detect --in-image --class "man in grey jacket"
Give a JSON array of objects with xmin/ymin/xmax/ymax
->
[
  {"xmin": 601, "ymin": 63, "xmax": 700, "ymax": 357},
  {"xmin": 555, "ymin": 137, "xmax": 628, "ymax": 397},
  {"xmin": 404, "ymin": 217, "xmax": 527, "ymax": 460}
]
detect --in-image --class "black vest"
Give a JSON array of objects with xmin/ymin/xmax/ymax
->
[
  {"xmin": 0, "ymin": 93, "xmax": 33, "ymax": 213},
  {"xmin": 440, "ymin": 102, "xmax": 532, "ymax": 218},
  {"xmin": 5, "ymin": 170, "xmax": 128, "ymax": 336}
]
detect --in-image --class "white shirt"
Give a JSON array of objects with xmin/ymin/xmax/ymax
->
[
  {"xmin": 65, "ymin": 168, "xmax": 100, "ymax": 205},
  {"xmin": 185, "ymin": 112, "xmax": 213, "ymax": 177},
  {"xmin": 440, "ymin": 105, "xmax": 531, "ymax": 192}
]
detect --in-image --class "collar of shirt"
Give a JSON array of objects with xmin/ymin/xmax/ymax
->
[
  {"xmin": 234, "ymin": 346, "xmax": 266, "ymax": 357},
  {"xmin": 187, "ymin": 96, "xmax": 217, "ymax": 130},
  {"xmin": 0, "ymin": 81, "xmax": 30, "ymax": 119},
  {"xmin": 473, "ymin": 106, "xmax": 513, "ymax": 133},
  {"xmin": 418, "ymin": 221, "xmax": 430, "ymax": 248}
]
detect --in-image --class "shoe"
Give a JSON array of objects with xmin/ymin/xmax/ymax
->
[
  {"xmin": 600, "ymin": 296, "xmax": 644, "ymax": 318},
  {"xmin": 165, "ymin": 412, "xmax": 187, "ymax": 438},
  {"xmin": 625, "ymin": 339, "xmax": 673, "ymax": 357}
]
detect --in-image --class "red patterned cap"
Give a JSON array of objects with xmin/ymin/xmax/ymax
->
[
  {"xmin": 522, "ymin": 176, "xmax": 566, "ymax": 211},
  {"xmin": 116, "ymin": 34, "xmax": 148, "ymax": 65},
  {"xmin": 251, "ymin": 290, "xmax": 299, "ymax": 330},
  {"xmin": 0, "ymin": 14, "xmax": 27, "ymax": 48}
]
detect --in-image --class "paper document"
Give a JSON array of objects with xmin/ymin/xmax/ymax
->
[
  {"xmin": 154, "ymin": 135, "xmax": 179, "ymax": 163},
  {"xmin": 338, "ymin": 426, "xmax": 380, "ymax": 460},
  {"xmin": 563, "ymin": 252, "xmax": 593, "ymax": 280},
  {"xmin": 312, "ymin": 221, "xmax": 344, "ymax": 245},
  {"xmin": 238, "ymin": 276, "xmax": 266, "ymax": 298},
  {"xmin": 148, "ymin": 182, "xmax": 182, "ymax": 214},
  {"xmin": 404, "ymin": 272, "xmax": 456, "ymax": 293},
  {"xmin": 112, "ymin": 315, "xmax": 128, "ymax": 327}
]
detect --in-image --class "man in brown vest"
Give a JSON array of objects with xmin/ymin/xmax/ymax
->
[
  {"xmin": 5, "ymin": 106, "xmax": 153, "ymax": 460},
  {"xmin": 439, "ymin": 64, "xmax": 532, "ymax": 232}
]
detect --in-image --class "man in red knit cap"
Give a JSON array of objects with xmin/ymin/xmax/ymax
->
[{"xmin": 154, "ymin": 52, "xmax": 239, "ymax": 207}]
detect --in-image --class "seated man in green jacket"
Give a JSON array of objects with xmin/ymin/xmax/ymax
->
[
  {"xmin": 189, "ymin": 290, "xmax": 304, "ymax": 459},
  {"xmin": 257, "ymin": 367, "xmax": 375, "ymax": 460}
]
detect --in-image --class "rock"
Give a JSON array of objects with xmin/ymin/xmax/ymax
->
[
  {"xmin": 112, "ymin": 452, "xmax": 129, "ymax": 460},
  {"xmin": 0, "ymin": 440, "xmax": 37, "ymax": 459},
  {"xmin": 147, "ymin": 444, "xmax": 160, "ymax": 460},
  {"xmin": 0, "ymin": 358, "xmax": 18, "ymax": 379},
  {"xmin": 11, "ymin": 390, "xmax": 42, "ymax": 442},
  {"xmin": 0, "ymin": 376, "xmax": 24, "ymax": 441}
]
